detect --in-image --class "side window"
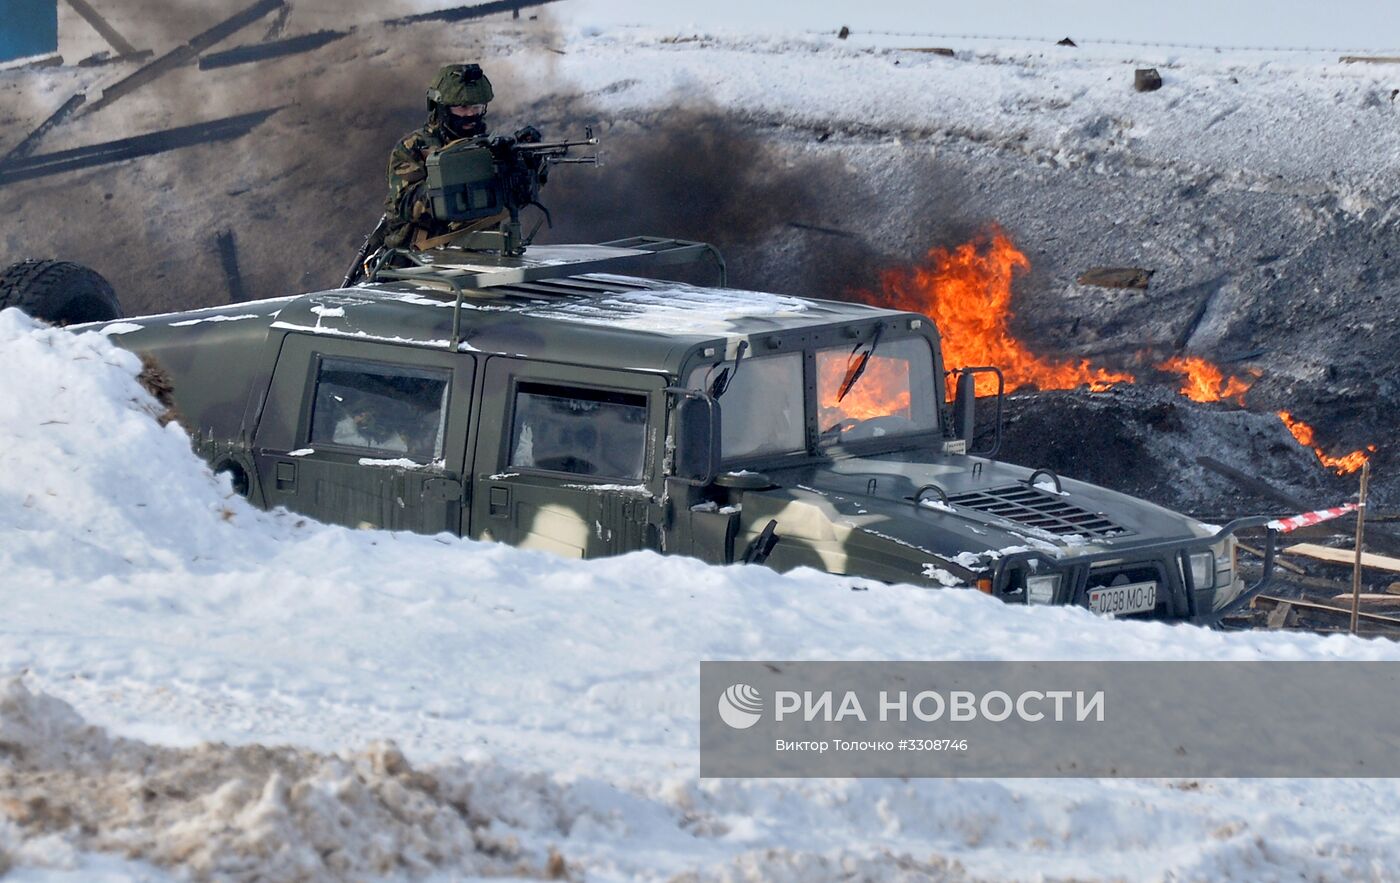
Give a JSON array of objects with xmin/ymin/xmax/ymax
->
[
  {"xmin": 309, "ymin": 357, "xmax": 450, "ymax": 461},
  {"xmin": 509, "ymin": 382, "xmax": 649, "ymax": 480}
]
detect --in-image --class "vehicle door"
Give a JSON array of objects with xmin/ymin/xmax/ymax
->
[
  {"xmin": 470, "ymin": 357, "xmax": 666, "ymax": 557},
  {"xmin": 253, "ymin": 333, "xmax": 476, "ymax": 535}
]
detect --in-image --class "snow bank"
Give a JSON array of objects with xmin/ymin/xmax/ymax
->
[
  {"xmin": 3, "ymin": 308, "xmax": 1400, "ymax": 880},
  {"xmin": 0, "ymin": 679, "xmax": 558, "ymax": 881}
]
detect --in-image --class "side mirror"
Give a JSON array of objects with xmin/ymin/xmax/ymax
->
[
  {"xmin": 952, "ymin": 371, "xmax": 977, "ymax": 443},
  {"xmin": 948, "ymin": 367, "xmax": 1005, "ymax": 457},
  {"xmin": 670, "ymin": 391, "xmax": 721, "ymax": 485}
]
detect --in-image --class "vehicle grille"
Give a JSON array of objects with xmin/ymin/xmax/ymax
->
[{"xmin": 945, "ymin": 485, "xmax": 1133, "ymax": 540}]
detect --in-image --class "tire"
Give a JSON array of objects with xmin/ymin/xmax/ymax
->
[{"xmin": 0, "ymin": 259, "xmax": 122, "ymax": 325}]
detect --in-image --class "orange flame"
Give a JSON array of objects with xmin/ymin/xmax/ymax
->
[
  {"xmin": 817, "ymin": 353, "xmax": 913, "ymax": 427},
  {"xmin": 856, "ymin": 228, "xmax": 1134, "ymax": 397},
  {"xmin": 1277, "ymin": 411, "xmax": 1376, "ymax": 476},
  {"xmin": 1158, "ymin": 355, "xmax": 1256, "ymax": 406},
  {"xmin": 851, "ymin": 229, "xmax": 1376, "ymax": 477}
]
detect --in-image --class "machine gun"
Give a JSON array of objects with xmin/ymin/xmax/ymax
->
[{"xmin": 425, "ymin": 125, "xmax": 598, "ymax": 256}]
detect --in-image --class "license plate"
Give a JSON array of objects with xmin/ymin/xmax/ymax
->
[{"xmin": 1088, "ymin": 581, "xmax": 1158, "ymax": 616}]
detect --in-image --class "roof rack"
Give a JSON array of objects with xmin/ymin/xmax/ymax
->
[{"xmin": 366, "ymin": 236, "xmax": 727, "ymax": 348}]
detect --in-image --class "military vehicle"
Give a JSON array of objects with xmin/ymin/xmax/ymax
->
[{"xmin": 0, "ymin": 235, "xmax": 1280, "ymax": 625}]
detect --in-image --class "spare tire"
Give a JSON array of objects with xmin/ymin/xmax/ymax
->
[{"xmin": 0, "ymin": 259, "xmax": 122, "ymax": 325}]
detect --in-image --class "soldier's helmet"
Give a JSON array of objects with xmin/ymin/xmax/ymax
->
[{"xmin": 426, "ymin": 63, "xmax": 494, "ymax": 113}]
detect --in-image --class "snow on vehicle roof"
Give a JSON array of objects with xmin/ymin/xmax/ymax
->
[
  {"xmin": 508, "ymin": 278, "xmax": 813, "ymax": 334},
  {"xmin": 250, "ymin": 270, "xmax": 907, "ymax": 375}
]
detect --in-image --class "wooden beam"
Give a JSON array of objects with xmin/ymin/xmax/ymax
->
[
  {"xmin": 77, "ymin": 49, "xmax": 154, "ymax": 67},
  {"xmin": 1265, "ymin": 600, "xmax": 1293, "ymax": 629},
  {"xmin": 1251, "ymin": 593, "xmax": 1400, "ymax": 628},
  {"xmin": 86, "ymin": 0, "xmax": 286, "ymax": 114},
  {"xmin": 1331, "ymin": 594, "xmax": 1400, "ymax": 605},
  {"xmin": 64, "ymin": 0, "xmax": 137, "ymax": 56},
  {"xmin": 1341, "ymin": 56, "xmax": 1400, "ymax": 64},
  {"xmin": 1, "ymin": 93, "xmax": 86, "ymax": 166},
  {"xmin": 1284, "ymin": 543, "xmax": 1400, "ymax": 574},
  {"xmin": 387, "ymin": 0, "xmax": 564, "ymax": 26},
  {"xmin": 262, "ymin": 5, "xmax": 292, "ymax": 40},
  {"xmin": 198, "ymin": 29, "xmax": 350, "ymax": 71},
  {"xmin": 215, "ymin": 230, "xmax": 247, "ymax": 303},
  {"xmin": 0, "ymin": 108, "xmax": 281, "ymax": 187},
  {"xmin": 1076, "ymin": 266, "xmax": 1153, "ymax": 289}
]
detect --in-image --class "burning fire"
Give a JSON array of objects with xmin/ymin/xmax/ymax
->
[
  {"xmin": 1277, "ymin": 411, "xmax": 1376, "ymax": 476},
  {"xmin": 1158, "ymin": 355, "xmax": 1257, "ymax": 407},
  {"xmin": 817, "ymin": 353, "xmax": 912, "ymax": 427},
  {"xmin": 857, "ymin": 228, "xmax": 1135, "ymax": 396},
  {"xmin": 1154, "ymin": 357, "xmax": 1374, "ymax": 475},
  {"xmin": 853, "ymin": 227, "xmax": 1376, "ymax": 477}
]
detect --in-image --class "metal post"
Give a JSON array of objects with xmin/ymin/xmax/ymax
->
[{"xmin": 1350, "ymin": 460, "xmax": 1372, "ymax": 635}]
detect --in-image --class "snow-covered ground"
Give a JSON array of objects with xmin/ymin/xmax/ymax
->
[
  {"xmin": 4, "ymin": 4, "xmax": 1400, "ymax": 879},
  {"xmin": 2, "ymin": 313, "xmax": 1400, "ymax": 881}
]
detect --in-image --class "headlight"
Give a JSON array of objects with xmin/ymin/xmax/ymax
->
[
  {"xmin": 1188, "ymin": 551, "xmax": 1214, "ymax": 589},
  {"xmin": 1026, "ymin": 573, "xmax": 1061, "ymax": 605}
]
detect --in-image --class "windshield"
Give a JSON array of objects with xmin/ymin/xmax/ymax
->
[
  {"xmin": 687, "ymin": 336, "xmax": 940, "ymax": 462},
  {"xmin": 816, "ymin": 336, "xmax": 939, "ymax": 445}
]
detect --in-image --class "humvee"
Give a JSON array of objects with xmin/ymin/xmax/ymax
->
[{"xmin": 0, "ymin": 240, "xmax": 1278, "ymax": 625}]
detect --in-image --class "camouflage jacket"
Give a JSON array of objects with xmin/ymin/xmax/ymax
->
[{"xmin": 383, "ymin": 121, "xmax": 486, "ymax": 249}]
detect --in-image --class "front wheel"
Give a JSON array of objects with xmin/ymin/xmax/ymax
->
[{"xmin": 0, "ymin": 259, "xmax": 122, "ymax": 325}]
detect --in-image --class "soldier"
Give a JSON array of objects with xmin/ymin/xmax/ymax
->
[{"xmin": 383, "ymin": 63, "xmax": 497, "ymax": 250}]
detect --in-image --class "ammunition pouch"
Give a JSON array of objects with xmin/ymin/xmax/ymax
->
[{"xmin": 426, "ymin": 141, "xmax": 505, "ymax": 223}]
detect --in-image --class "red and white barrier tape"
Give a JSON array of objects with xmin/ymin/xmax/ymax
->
[{"xmin": 1266, "ymin": 503, "xmax": 1360, "ymax": 534}]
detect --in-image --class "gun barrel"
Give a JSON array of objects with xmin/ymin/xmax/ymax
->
[{"xmin": 519, "ymin": 138, "xmax": 599, "ymax": 151}]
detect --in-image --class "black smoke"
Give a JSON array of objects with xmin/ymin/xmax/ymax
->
[{"xmin": 533, "ymin": 107, "xmax": 976, "ymax": 299}]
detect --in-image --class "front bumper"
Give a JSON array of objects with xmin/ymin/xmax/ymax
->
[{"xmin": 989, "ymin": 516, "xmax": 1279, "ymax": 625}]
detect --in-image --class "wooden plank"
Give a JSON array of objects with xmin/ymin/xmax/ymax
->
[
  {"xmin": 387, "ymin": 0, "xmax": 563, "ymax": 26},
  {"xmin": 1341, "ymin": 56, "xmax": 1400, "ymax": 64},
  {"xmin": 0, "ymin": 108, "xmax": 281, "ymax": 187},
  {"xmin": 64, "ymin": 0, "xmax": 138, "ymax": 55},
  {"xmin": 1076, "ymin": 267, "xmax": 1153, "ymax": 289},
  {"xmin": 77, "ymin": 49, "xmax": 155, "ymax": 67},
  {"xmin": 1265, "ymin": 600, "xmax": 1293, "ymax": 629},
  {"xmin": 1252, "ymin": 593, "xmax": 1400, "ymax": 627},
  {"xmin": 198, "ymin": 29, "xmax": 350, "ymax": 70},
  {"xmin": 262, "ymin": 5, "xmax": 292, "ymax": 40},
  {"xmin": 215, "ymin": 230, "xmax": 247, "ymax": 303},
  {"xmin": 1284, "ymin": 543, "xmax": 1400, "ymax": 574},
  {"xmin": 86, "ymin": 0, "xmax": 286, "ymax": 114},
  {"xmin": 1, "ymin": 93, "xmax": 86, "ymax": 166},
  {"xmin": 1330, "ymin": 594, "xmax": 1400, "ymax": 605}
]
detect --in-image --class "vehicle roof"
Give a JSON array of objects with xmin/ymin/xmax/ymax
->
[{"xmin": 96, "ymin": 243, "xmax": 919, "ymax": 376}]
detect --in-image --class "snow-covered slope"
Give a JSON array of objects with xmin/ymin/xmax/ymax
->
[{"xmin": 3, "ymin": 309, "xmax": 1400, "ymax": 880}]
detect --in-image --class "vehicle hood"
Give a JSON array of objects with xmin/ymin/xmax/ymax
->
[{"xmin": 740, "ymin": 451, "xmax": 1214, "ymax": 581}]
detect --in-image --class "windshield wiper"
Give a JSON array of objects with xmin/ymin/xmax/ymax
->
[
  {"xmin": 835, "ymin": 327, "xmax": 882, "ymax": 403},
  {"xmin": 708, "ymin": 340, "xmax": 748, "ymax": 399}
]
